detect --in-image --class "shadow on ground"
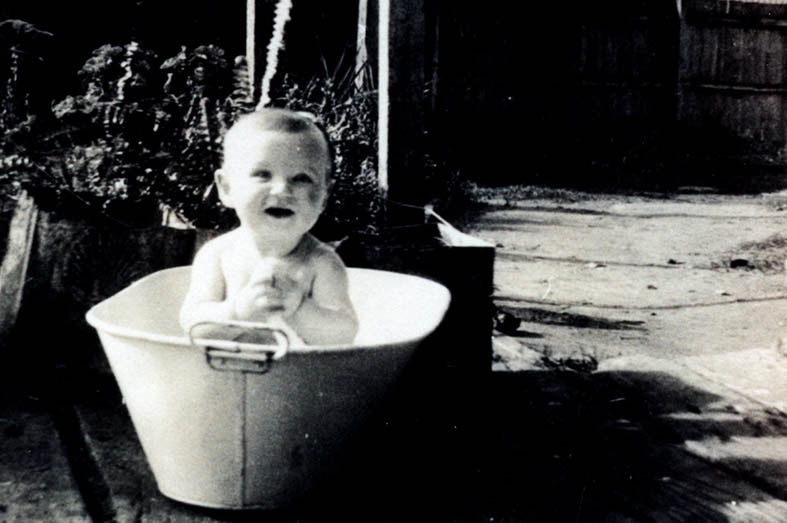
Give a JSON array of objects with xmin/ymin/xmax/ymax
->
[
  {"xmin": 499, "ymin": 304, "xmax": 646, "ymax": 331},
  {"xmin": 312, "ymin": 368, "xmax": 787, "ymax": 523},
  {"xmin": 8, "ymin": 358, "xmax": 785, "ymax": 523}
]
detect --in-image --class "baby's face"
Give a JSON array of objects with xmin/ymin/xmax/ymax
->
[{"xmin": 218, "ymin": 129, "xmax": 330, "ymax": 239}]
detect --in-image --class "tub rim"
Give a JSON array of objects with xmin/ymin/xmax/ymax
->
[{"xmin": 85, "ymin": 266, "xmax": 451, "ymax": 354}]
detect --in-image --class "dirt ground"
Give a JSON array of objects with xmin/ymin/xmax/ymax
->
[{"xmin": 463, "ymin": 186, "xmax": 787, "ymax": 365}]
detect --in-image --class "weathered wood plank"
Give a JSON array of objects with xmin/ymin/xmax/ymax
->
[
  {"xmin": 71, "ymin": 398, "xmax": 217, "ymax": 523},
  {"xmin": 386, "ymin": 0, "xmax": 428, "ymax": 210},
  {"xmin": 681, "ymin": 24, "xmax": 787, "ymax": 85},
  {"xmin": 685, "ymin": 0, "xmax": 787, "ymax": 25},
  {"xmin": 0, "ymin": 194, "xmax": 37, "ymax": 342}
]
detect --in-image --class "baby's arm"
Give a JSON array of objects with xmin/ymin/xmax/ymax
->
[
  {"xmin": 180, "ymin": 246, "xmax": 305, "ymax": 345},
  {"xmin": 288, "ymin": 252, "xmax": 358, "ymax": 345},
  {"xmin": 179, "ymin": 240, "xmax": 234, "ymax": 333}
]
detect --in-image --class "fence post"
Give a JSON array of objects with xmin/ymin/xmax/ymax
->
[
  {"xmin": 382, "ymin": 0, "xmax": 428, "ymax": 222},
  {"xmin": 0, "ymin": 193, "xmax": 37, "ymax": 342}
]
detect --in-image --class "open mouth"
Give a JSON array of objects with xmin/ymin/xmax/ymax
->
[{"xmin": 265, "ymin": 207, "xmax": 295, "ymax": 219}]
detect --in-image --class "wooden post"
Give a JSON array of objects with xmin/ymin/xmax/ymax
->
[
  {"xmin": 381, "ymin": 0, "xmax": 428, "ymax": 223},
  {"xmin": 246, "ymin": 0, "xmax": 256, "ymax": 93},
  {"xmin": 0, "ymin": 193, "xmax": 37, "ymax": 342},
  {"xmin": 363, "ymin": 0, "xmax": 495, "ymax": 380},
  {"xmin": 355, "ymin": 0, "xmax": 369, "ymax": 90},
  {"xmin": 378, "ymin": 0, "xmax": 389, "ymax": 197}
]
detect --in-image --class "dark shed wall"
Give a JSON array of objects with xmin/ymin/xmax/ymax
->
[
  {"xmin": 431, "ymin": 1, "xmax": 682, "ymax": 187},
  {"xmin": 432, "ymin": 0, "xmax": 787, "ymax": 190},
  {"xmin": 430, "ymin": 2, "xmax": 581, "ymax": 186}
]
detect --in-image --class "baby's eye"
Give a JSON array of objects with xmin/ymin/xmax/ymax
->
[
  {"xmin": 253, "ymin": 170, "xmax": 272, "ymax": 181},
  {"xmin": 292, "ymin": 173, "xmax": 314, "ymax": 185}
]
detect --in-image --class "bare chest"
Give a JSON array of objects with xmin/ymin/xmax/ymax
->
[{"xmin": 220, "ymin": 243, "xmax": 317, "ymax": 298}]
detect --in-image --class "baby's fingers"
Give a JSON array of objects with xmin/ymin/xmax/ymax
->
[{"xmin": 254, "ymin": 296, "xmax": 285, "ymax": 312}]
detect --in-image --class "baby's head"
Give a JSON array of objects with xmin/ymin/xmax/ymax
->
[{"xmin": 216, "ymin": 108, "xmax": 333, "ymax": 239}]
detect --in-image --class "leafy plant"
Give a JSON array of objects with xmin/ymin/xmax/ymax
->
[
  {"xmin": 12, "ymin": 42, "xmax": 167, "ymax": 223},
  {"xmin": 156, "ymin": 45, "xmax": 252, "ymax": 229},
  {"xmin": 1, "ymin": 40, "xmax": 254, "ymax": 227},
  {"xmin": 1, "ymin": 26, "xmax": 385, "ymax": 235},
  {"xmin": 0, "ymin": 20, "xmax": 53, "ymax": 200}
]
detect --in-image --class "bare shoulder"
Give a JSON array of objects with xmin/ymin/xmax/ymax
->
[
  {"xmin": 181, "ymin": 231, "xmax": 238, "ymax": 314},
  {"xmin": 306, "ymin": 235, "xmax": 348, "ymax": 274},
  {"xmin": 304, "ymin": 236, "xmax": 353, "ymax": 312},
  {"xmin": 193, "ymin": 230, "xmax": 238, "ymax": 262}
]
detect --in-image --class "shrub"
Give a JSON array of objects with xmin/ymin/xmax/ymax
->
[
  {"xmin": 1, "ymin": 30, "xmax": 383, "ymax": 236},
  {"xmin": 1, "ymin": 41, "xmax": 251, "ymax": 227}
]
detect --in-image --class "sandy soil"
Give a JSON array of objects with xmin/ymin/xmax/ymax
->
[{"xmin": 463, "ymin": 186, "xmax": 787, "ymax": 365}]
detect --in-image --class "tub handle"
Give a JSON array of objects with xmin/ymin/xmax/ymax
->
[{"xmin": 188, "ymin": 320, "xmax": 291, "ymax": 374}]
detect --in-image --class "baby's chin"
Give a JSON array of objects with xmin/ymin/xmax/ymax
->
[{"xmin": 248, "ymin": 212, "xmax": 316, "ymax": 239}]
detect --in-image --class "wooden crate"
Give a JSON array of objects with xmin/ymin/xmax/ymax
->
[{"xmin": 337, "ymin": 222, "xmax": 495, "ymax": 376}]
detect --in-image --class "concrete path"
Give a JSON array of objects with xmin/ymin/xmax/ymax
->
[{"xmin": 467, "ymin": 192, "xmax": 787, "ymax": 360}]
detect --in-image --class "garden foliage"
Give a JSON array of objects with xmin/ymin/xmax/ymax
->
[{"xmin": 1, "ymin": 29, "xmax": 381, "ymax": 236}]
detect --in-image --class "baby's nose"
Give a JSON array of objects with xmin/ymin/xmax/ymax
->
[{"xmin": 269, "ymin": 179, "xmax": 290, "ymax": 195}]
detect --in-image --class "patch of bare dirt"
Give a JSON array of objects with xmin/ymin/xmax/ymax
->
[{"xmin": 713, "ymin": 232, "xmax": 787, "ymax": 274}]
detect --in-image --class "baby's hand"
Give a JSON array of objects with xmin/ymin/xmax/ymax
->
[{"xmin": 233, "ymin": 258, "xmax": 306, "ymax": 322}]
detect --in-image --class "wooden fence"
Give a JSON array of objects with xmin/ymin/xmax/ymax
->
[
  {"xmin": 575, "ymin": 2, "xmax": 679, "ymax": 129},
  {"xmin": 679, "ymin": 0, "xmax": 787, "ymax": 156}
]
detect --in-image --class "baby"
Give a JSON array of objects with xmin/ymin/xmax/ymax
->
[{"xmin": 179, "ymin": 108, "xmax": 358, "ymax": 346}]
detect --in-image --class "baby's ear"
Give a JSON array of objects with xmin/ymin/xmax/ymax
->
[{"xmin": 214, "ymin": 169, "xmax": 234, "ymax": 207}]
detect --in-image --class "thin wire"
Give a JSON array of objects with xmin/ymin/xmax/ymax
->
[{"xmin": 383, "ymin": 195, "xmax": 425, "ymax": 211}]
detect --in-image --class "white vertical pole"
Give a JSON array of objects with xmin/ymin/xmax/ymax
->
[
  {"xmin": 258, "ymin": 0, "xmax": 293, "ymax": 109},
  {"xmin": 246, "ymin": 0, "xmax": 256, "ymax": 95},
  {"xmin": 378, "ymin": 0, "xmax": 389, "ymax": 194},
  {"xmin": 355, "ymin": 0, "xmax": 368, "ymax": 90}
]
